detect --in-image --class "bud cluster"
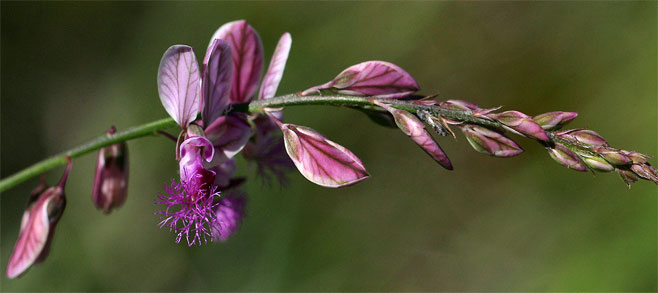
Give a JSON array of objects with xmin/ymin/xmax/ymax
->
[{"xmin": 406, "ymin": 99, "xmax": 658, "ymax": 188}]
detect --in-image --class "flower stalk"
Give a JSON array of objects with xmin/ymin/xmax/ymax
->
[{"xmin": 0, "ymin": 93, "xmax": 655, "ymax": 194}]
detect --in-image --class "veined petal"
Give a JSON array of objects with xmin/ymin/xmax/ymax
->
[
  {"xmin": 202, "ymin": 39, "xmax": 233, "ymax": 127},
  {"xmin": 301, "ymin": 61, "xmax": 419, "ymax": 98},
  {"xmin": 205, "ymin": 113, "xmax": 253, "ymax": 165},
  {"xmin": 280, "ymin": 123, "xmax": 369, "ymax": 188},
  {"xmin": 7, "ymin": 161, "xmax": 71, "ymax": 279},
  {"xmin": 157, "ymin": 45, "xmax": 201, "ymax": 127},
  {"xmin": 258, "ymin": 32, "xmax": 292, "ymax": 100},
  {"xmin": 209, "ymin": 20, "xmax": 264, "ymax": 103},
  {"xmin": 374, "ymin": 101, "xmax": 452, "ymax": 169}
]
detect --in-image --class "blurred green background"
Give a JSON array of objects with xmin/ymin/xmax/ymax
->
[{"xmin": 1, "ymin": 1, "xmax": 656, "ymax": 291}]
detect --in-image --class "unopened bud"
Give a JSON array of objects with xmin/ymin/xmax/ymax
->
[
  {"xmin": 620, "ymin": 150, "xmax": 650, "ymax": 164},
  {"xmin": 582, "ymin": 156, "xmax": 614, "ymax": 172},
  {"xmin": 616, "ymin": 168, "xmax": 639, "ymax": 188},
  {"xmin": 566, "ymin": 129, "xmax": 608, "ymax": 147},
  {"xmin": 594, "ymin": 147, "xmax": 632, "ymax": 166},
  {"xmin": 439, "ymin": 100, "xmax": 480, "ymax": 111},
  {"xmin": 630, "ymin": 164, "xmax": 658, "ymax": 184},
  {"xmin": 547, "ymin": 143, "xmax": 587, "ymax": 172},
  {"xmin": 532, "ymin": 111, "xmax": 578, "ymax": 130},
  {"xmin": 7, "ymin": 159, "xmax": 71, "ymax": 279},
  {"xmin": 461, "ymin": 125, "xmax": 523, "ymax": 157},
  {"xmin": 489, "ymin": 111, "xmax": 549, "ymax": 142},
  {"xmin": 374, "ymin": 101, "xmax": 452, "ymax": 170},
  {"xmin": 92, "ymin": 127, "xmax": 129, "ymax": 214}
]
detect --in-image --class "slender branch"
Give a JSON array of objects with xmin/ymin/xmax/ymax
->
[
  {"xmin": 0, "ymin": 92, "xmax": 643, "ymax": 193},
  {"xmin": 0, "ymin": 118, "xmax": 177, "ymax": 193},
  {"xmin": 246, "ymin": 93, "xmax": 503, "ymax": 129}
]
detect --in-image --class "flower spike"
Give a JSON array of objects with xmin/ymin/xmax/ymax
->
[
  {"xmin": 301, "ymin": 61, "xmax": 419, "ymax": 98},
  {"xmin": 157, "ymin": 45, "xmax": 201, "ymax": 128},
  {"xmin": 201, "ymin": 39, "xmax": 233, "ymax": 127},
  {"xmin": 209, "ymin": 20, "xmax": 264, "ymax": 103}
]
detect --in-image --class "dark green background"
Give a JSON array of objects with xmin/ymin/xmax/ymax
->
[{"xmin": 1, "ymin": 2, "xmax": 656, "ymax": 291}]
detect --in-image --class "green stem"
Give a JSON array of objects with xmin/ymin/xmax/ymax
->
[
  {"xmin": 0, "ymin": 92, "xmax": 563, "ymax": 193},
  {"xmin": 0, "ymin": 118, "xmax": 177, "ymax": 193}
]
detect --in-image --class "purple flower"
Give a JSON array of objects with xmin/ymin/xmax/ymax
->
[
  {"xmin": 156, "ymin": 20, "xmax": 286, "ymax": 243},
  {"xmin": 211, "ymin": 191, "xmax": 247, "ymax": 242}
]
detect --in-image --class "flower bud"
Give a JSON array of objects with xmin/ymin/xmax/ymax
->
[
  {"xmin": 560, "ymin": 129, "xmax": 608, "ymax": 147},
  {"xmin": 593, "ymin": 147, "xmax": 632, "ymax": 166},
  {"xmin": 92, "ymin": 127, "xmax": 129, "ymax": 213},
  {"xmin": 7, "ymin": 160, "xmax": 71, "ymax": 278},
  {"xmin": 630, "ymin": 164, "xmax": 658, "ymax": 184},
  {"xmin": 301, "ymin": 61, "xmax": 419, "ymax": 99},
  {"xmin": 582, "ymin": 156, "xmax": 614, "ymax": 172},
  {"xmin": 460, "ymin": 125, "xmax": 523, "ymax": 157},
  {"xmin": 489, "ymin": 111, "xmax": 549, "ymax": 142},
  {"xmin": 374, "ymin": 101, "xmax": 452, "ymax": 169},
  {"xmin": 532, "ymin": 111, "xmax": 578, "ymax": 130},
  {"xmin": 547, "ymin": 143, "xmax": 587, "ymax": 172},
  {"xmin": 439, "ymin": 100, "xmax": 480, "ymax": 111},
  {"xmin": 617, "ymin": 168, "xmax": 639, "ymax": 188},
  {"xmin": 620, "ymin": 150, "xmax": 650, "ymax": 164}
]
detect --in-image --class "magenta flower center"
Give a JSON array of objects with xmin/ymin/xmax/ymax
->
[{"xmin": 156, "ymin": 176, "xmax": 220, "ymax": 246}]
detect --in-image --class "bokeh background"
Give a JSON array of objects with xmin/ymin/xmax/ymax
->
[{"xmin": 1, "ymin": 1, "xmax": 656, "ymax": 291}]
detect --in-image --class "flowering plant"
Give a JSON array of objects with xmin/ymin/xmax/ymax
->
[{"xmin": 2, "ymin": 19, "xmax": 656, "ymax": 279}]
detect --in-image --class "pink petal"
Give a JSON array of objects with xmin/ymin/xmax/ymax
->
[
  {"xmin": 375, "ymin": 101, "xmax": 452, "ymax": 169},
  {"xmin": 209, "ymin": 20, "xmax": 264, "ymax": 103},
  {"xmin": 7, "ymin": 187, "xmax": 65, "ymax": 279},
  {"xmin": 201, "ymin": 39, "xmax": 233, "ymax": 127},
  {"xmin": 180, "ymin": 136, "xmax": 215, "ymax": 163},
  {"xmin": 258, "ymin": 32, "xmax": 292, "ymax": 100},
  {"xmin": 205, "ymin": 113, "xmax": 253, "ymax": 165},
  {"xmin": 157, "ymin": 45, "xmax": 201, "ymax": 127},
  {"xmin": 280, "ymin": 123, "xmax": 369, "ymax": 188},
  {"xmin": 301, "ymin": 61, "xmax": 419, "ymax": 98}
]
